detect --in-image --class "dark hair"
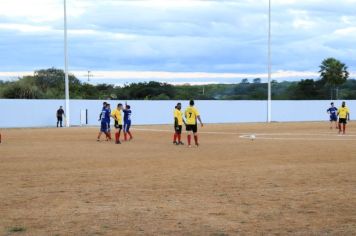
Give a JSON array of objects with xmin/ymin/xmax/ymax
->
[
  {"xmin": 189, "ymin": 100, "xmax": 194, "ymax": 106},
  {"xmin": 177, "ymin": 102, "xmax": 181, "ymax": 106},
  {"xmin": 126, "ymin": 105, "xmax": 131, "ymax": 109},
  {"xmin": 331, "ymin": 102, "xmax": 334, "ymax": 105},
  {"xmin": 118, "ymin": 103, "xmax": 123, "ymax": 107},
  {"xmin": 103, "ymin": 102, "xmax": 107, "ymax": 106}
]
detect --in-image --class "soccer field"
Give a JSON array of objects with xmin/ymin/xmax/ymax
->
[{"xmin": 0, "ymin": 123, "xmax": 355, "ymax": 235}]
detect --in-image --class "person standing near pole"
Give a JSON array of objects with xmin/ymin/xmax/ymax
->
[{"xmin": 56, "ymin": 106, "xmax": 65, "ymax": 128}]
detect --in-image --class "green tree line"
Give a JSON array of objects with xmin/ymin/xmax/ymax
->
[{"xmin": 0, "ymin": 58, "xmax": 353, "ymax": 100}]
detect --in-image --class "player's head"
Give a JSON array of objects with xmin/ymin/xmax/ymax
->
[
  {"xmin": 342, "ymin": 101, "xmax": 346, "ymax": 107},
  {"xmin": 103, "ymin": 102, "xmax": 107, "ymax": 107},
  {"xmin": 106, "ymin": 103, "xmax": 110, "ymax": 108},
  {"xmin": 60, "ymin": 106, "xmax": 63, "ymax": 109},
  {"xmin": 117, "ymin": 103, "xmax": 123, "ymax": 110},
  {"xmin": 331, "ymin": 102, "xmax": 334, "ymax": 107},
  {"xmin": 126, "ymin": 105, "xmax": 130, "ymax": 109},
  {"xmin": 176, "ymin": 103, "xmax": 182, "ymax": 110},
  {"xmin": 189, "ymin": 100, "xmax": 194, "ymax": 106}
]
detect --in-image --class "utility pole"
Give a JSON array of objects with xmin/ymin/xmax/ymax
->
[
  {"xmin": 64, "ymin": 0, "xmax": 70, "ymax": 127},
  {"xmin": 267, "ymin": 0, "xmax": 272, "ymax": 123}
]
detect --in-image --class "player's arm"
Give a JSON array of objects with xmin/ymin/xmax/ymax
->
[
  {"xmin": 98, "ymin": 112, "xmax": 102, "ymax": 121},
  {"xmin": 110, "ymin": 112, "xmax": 117, "ymax": 121},
  {"xmin": 197, "ymin": 115, "xmax": 203, "ymax": 127}
]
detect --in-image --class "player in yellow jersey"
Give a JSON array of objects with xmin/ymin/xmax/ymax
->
[
  {"xmin": 337, "ymin": 101, "xmax": 350, "ymax": 135},
  {"xmin": 111, "ymin": 103, "xmax": 123, "ymax": 144},
  {"xmin": 185, "ymin": 100, "xmax": 203, "ymax": 147},
  {"xmin": 173, "ymin": 102, "xmax": 185, "ymax": 145}
]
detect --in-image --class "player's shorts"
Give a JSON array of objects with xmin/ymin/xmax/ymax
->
[
  {"xmin": 186, "ymin": 124, "xmax": 198, "ymax": 133},
  {"xmin": 124, "ymin": 121, "xmax": 131, "ymax": 132},
  {"xmin": 330, "ymin": 115, "xmax": 338, "ymax": 122},
  {"xmin": 174, "ymin": 125, "xmax": 182, "ymax": 134},
  {"xmin": 339, "ymin": 118, "xmax": 347, "ymax": 124},
  {"xmin": 100, "ymin": 121, "xmax": 110, "ymax": 132},
  {"xmin": 57, "ymin": 116, "xmax": 63, "ymax": 122},
  {"xmin": 114, "ymin": 121, "xmax": 123, "ymax": 129}
]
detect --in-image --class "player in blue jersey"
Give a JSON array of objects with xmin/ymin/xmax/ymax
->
[
  {"xmin": 327, "ymin": 102, "xmax": 338, "ymax": 129},
  {"xmin": 123, "ymin": 104, "xmax": 133, "ymax": 141},
  {"xmin": 97, "ymin": 103, "xmax": 111, "ymax": 141}
]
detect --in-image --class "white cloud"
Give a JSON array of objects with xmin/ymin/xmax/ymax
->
[{"xmin": 0, "ymin": 0, "xmax": 355, "ymax": 80}]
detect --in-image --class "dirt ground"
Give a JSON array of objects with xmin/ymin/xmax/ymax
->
[{"xmin": 0, "ymin": 122, "xmax": 355, "ymax": 236}]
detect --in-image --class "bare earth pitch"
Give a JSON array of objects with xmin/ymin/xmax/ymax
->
[{"xmin": 0, "ymin": 123, "xmax": 355, "ymax": 235}]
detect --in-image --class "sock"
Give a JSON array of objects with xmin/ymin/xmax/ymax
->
[
  {"xmin": 187, "ymin": 135, "xmax": 191, "ymax": 145},
  {"xmin": 128, "ymin": 131, "xmax": 132, "ymax": 139},
  {"xmin": 194, "ymin": 135, "xmax": 198, "ymax": 145},
  {"xmin": 173, "ymin": 133, "xmax": 177, "ymax": 142},
  {"xmin": 124, "ymin": 133, "xmax": 127, "ymax": 141},
  {"xmin": 115, "ymin": 132, "xmax": 120, "ymax": 142},
  {"xmin": 178, "ymin": 134, "xmax": 181, "ymax": 143}
]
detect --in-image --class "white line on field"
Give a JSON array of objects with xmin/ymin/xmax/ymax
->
[{"xmin": 133, "ymin": 128, "xmax": 356, "ymax": 141}]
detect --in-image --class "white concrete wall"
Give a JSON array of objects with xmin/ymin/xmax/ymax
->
[{"xmin": 0, "ymin": 99, "xmax": 354, "ymax": 128}]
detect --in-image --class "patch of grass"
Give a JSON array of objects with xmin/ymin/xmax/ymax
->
[{"xmin": 8, "ymin": 226, "xmax": 26, "ymax": 233}]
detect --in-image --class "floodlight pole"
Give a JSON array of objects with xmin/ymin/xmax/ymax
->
[
  {"xmin": 64, "ymin": 0, "xmax": 70, "ymax": 127},
  {"xmin": 267, "ymin": 0, "xmax": 272, "ymax": 123}
]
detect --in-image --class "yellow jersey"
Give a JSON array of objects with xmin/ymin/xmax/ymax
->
[
  {"xmin": 185, "ymin": 106, "xmax": 199, "ymax": 125},
  {"xmin": 338, "ymin": 106, "xmax": 349, "ymax": 119},
  {"xmin": 174, "ymin": 109, "xmax": 184, "ymax": 126},
  {"xmin": 111, "ymin": 109, "xmax": 122, "ymax": 124}
]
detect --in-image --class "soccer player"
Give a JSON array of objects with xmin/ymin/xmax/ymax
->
[
  {"xmin": 56, "ymin": 106, "xmax": 65, "ymax": 128},
  {"xmin": 173, "ymin": 103, "xmax": 185, "ymax": 145},
  {"xmin": 111, "ymin": 103, "xmax": 123, "ymax": 144},
  {"xmin": 184, "ymin": 100, "xmax": 203, "ymax": 147},
  {"xmin": 327, "ymin": 102, "xmax": 338, "ymax": 129},
  {"xmin": 337, "ymin": 101, "xmax": 350, "ymax": 135},
  {"xmin": 97, "ymin": 103, "xmax": 111, "ymax": 141},
  {"xmin": 123, "ymin": 104, "xmax": 133, "ymax": 141}
]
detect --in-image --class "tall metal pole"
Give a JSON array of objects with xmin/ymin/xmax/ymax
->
[
  {"xmin": 267, "ymin": 0, "xmax": 272, "ymax": 123},
  {"xmin": 64, "ymin": 0, "xmax": 70, "ymax": 127}
]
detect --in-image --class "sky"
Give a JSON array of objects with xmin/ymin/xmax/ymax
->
[{"xmin": 0, "ymin": 0, "xmax": 355, "ymax": 85}]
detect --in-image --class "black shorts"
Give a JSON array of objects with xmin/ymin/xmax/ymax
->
[
  {"xmin": 114, "ymin": 121, "xmax": 123, "ymax": 129},
  {"xmin": 174, "ymin": 125, "xmax": 182, "ymax": 134},
  {"xmin": 57, "ymin": 116, "xmax": 63, "ymax": 122},
  {"xmin": 339, "ymin": 118, "xmax": 347, "ymax": 124},
  {"xmin": 186, "ymin": 124, "xmax": 198, "ymax": 133}
]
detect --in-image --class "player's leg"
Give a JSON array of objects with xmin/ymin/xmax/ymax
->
[
  {"xmin": 173, "ymin": 125, "xmax": 178, "ymax": 144},
  {"xmin": 57, "ymin": 117, "xmax": 59, "ymax": 127},
  {"xmin": 59, "ymin": 117, "xmax": 63, "ymax": 127},
  {"xmin": 127, "ymin": 122, "xmax": 133, "ymax": 140},
  {"xmin": 115, "ymin": 124, "xmax": 122, "ymax": 144},
  {"xmin": 177, "ymin": 125, "xmax": 184, "ymax": 145},
  {"xmin": 107, "ymin": 123, "xmax": 112, "ymax": 140},
  {"xmin": 338, "ymin": 119, "xmax": 342, "ymax": 134},
  {"xmin": 0, "ymin": 132, "xmax": 2, "ymax": 144},
  {"xmin": 193, "ymin": 124, "xmax": 199, "ymax": 146},
  {"xmin": 186, "ymin": 125, "xmax": 193, "ymax": 147},
  {"xmin": 342, "ymin": 120, "xmax": 346, "ymax": 134},
  {"xmin": 98, "ymin": 122, "xmax": 106, "ymax": 141},
  {"xmin": 123, "ymin": 123, "xmax": 128, "ymax": 141}
]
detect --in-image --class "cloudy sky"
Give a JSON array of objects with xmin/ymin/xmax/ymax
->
[{"xmin": 0, "ymin": 0, "xmax": 355, "ymax": 84}]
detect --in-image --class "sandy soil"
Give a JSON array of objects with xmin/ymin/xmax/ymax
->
[{"xmin": 0, "ymin": 122, "xmax": 355, "ymax": 235}]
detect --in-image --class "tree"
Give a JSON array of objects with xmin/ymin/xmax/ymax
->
[
  {"xmin": 241, "ymin": 78, "xmax": 249, "ymax": 84},
  {"xmin": 253, "ymin": 78, "xmax": 261, "ymax": 84},
  {"xmin": 319, "ymin": 58, "xmax": 349, "ymax": 99}
]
